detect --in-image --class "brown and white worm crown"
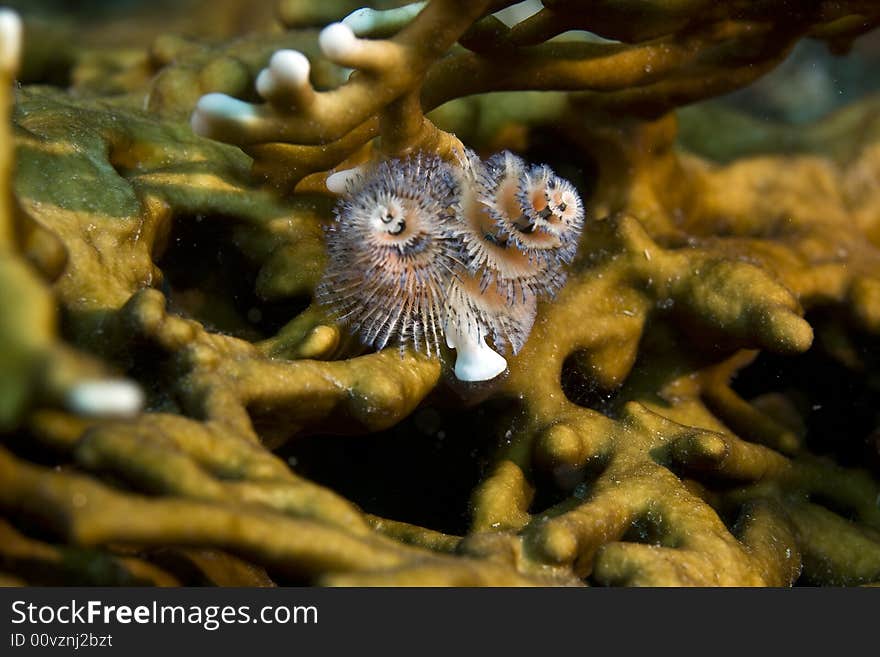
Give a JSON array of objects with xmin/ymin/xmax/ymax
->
[{"xmin": 318, "ymin": 150, "xmax": 585, "ymax": 381}]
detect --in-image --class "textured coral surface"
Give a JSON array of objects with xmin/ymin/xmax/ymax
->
[{"xmin": 2, "ymin": 0, "xmax": 880, "ymax": 586}]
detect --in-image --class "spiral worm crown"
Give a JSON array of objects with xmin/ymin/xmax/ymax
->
[{"xmin": 317, "ymin": 154, "xmax": 460, "ymax": 357}]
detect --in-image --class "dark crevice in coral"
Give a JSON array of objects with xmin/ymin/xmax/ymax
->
[
  {"xmin": 620, "ymin": 509, "xmax": 676, "ymax": 548},
  {"xmin": 583, "ymin": 573, "xmax": 605, "ymax": 587},
  {"xmin": 123, "ymin": 339, "xmax": 182, "ymax": 413},
  {"xmin": 155, "ymin": 214, "xmax": 308, "ymax": 342},
  {"xmin": 278, "ymin": 402, "xmax": 505, "ymax": 536},
  {"xmin": 0, "ymin": 432, "xmax": 71, "ymax": 469},
  {"xmin": 136, "ymin": 550, "xmax": 215, "ymax": 586},
  {"xmin": 560, "ymin": 351, "xmax": 623, "ymax": 415},
  {"xmin": 246, "ymin": 293, "xmax": 311, "ymax": 340},
  {"xmin": 731, "ymin": 317, "xmax": 880, "ymax": 473},
  {"xmin": 1, "ymin": 505, "xmax": 76, "ymax": 548},
  {"xmin": 260, "ymin": 568, "xmax": 310, "ymax": 587},
  {"xmin": 529, "ymin": 454, "xmax": 610, "ymax": 517},
  {"xmin": 140, "ymin": 548, "xmax": 283, "ymax": 586},
  {"xmin": 527, "ymin": 480, "xmax": 579, "ymax": 518},
  {"xmin": 806, "ymin": 493, "xmax": 860, "ymax": 523},
  {"xmin": 524, "ymin": 126, "xmax": 599, "ymax": 203}
]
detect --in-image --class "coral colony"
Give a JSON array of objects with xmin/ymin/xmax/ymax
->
[
  {"xmin": 4, "ymin": 0, "xmax": 880, "ymax": 589},
  {"xmin": 317, "ymin": 151, "xmax": 584, "ymax": 382}
]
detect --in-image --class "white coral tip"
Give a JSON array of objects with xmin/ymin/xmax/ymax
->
[
  {"xmin": 326, "ymin": 166, "xmax": 363, "ymax": 194},
  {"xmin": 65, "ymin": 379, "xmax": 145, "ymax": 418},
  {"xmin": 341, "ymin": 8, "xmax": 376, "ymax": 35},
  {"xmin": 446, "ymin": 326, "xmax": 508, "ymax": 382},
  {"xmin": 267, "ymin": 50, "xmax": 310, "ymax": 87},
  {"xmin": 319, "ymin": 22, "xmax": 358, "ymax": 60},
  {"xmin": 0, "ymin": 8, "xmax": 22, "ymax": 75},
  {"xmin": 342, "ymin": 2, "xmax": 428, "ymax": 36},
  {"xmin": 191, "ymin": 93, "xmax": 257, "ymax": 135},
  {"xmin": 254, "ymin": 68, "xmax": 275, "ymax": 100},
  {"xmin": 493, "ymin": 0, "xmax": 543, "ymax": 28}
]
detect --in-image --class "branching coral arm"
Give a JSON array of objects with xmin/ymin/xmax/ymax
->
[
  {"xmin": 191, "ymin": 0, "xmax": 492, "ymax": 147},
  {"xmin": 423, "ymin": 2, "xmax": 879, "ymax": 115},
  {"xmin": 422, "ymin": 21, "xmax": 796, "ymax": 110},
  {"xmin": 343, "ymin": 2, "xmax": 429, "ymax": 39},
  {"xmin": 506, "ymin": 0, "xmax": 880, "ymax": 45}
]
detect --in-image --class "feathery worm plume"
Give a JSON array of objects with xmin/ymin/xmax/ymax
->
[
  {"xmin": 318, "ymin": 149, "xmax": 585, "ymax": 381},
  {"xmin": 463, "ymin": 150, "xmax": 566, "ymax": 301},
  {"xmin": 317, "ymin": 154, "xmax": 460, "ymax": 356},
  {"xmin": 513, "ymin": 163, "xmax": 585, "ymax": 266}
]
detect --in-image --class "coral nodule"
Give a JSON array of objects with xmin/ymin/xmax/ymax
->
[{"xmin": 317, "ymin": 150, "xmax": 585, "ymax": 381}]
